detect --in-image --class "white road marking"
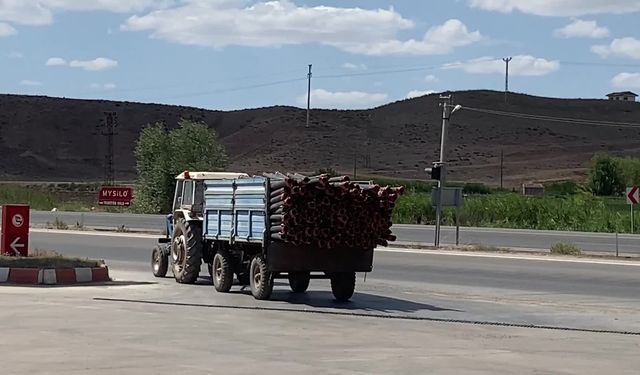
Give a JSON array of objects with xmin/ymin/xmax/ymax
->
[{"xmin": 378, "ymin": 247, "xmax": 640, "ymax": 267}]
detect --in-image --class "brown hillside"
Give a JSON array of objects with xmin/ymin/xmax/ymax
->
[{"xmin": 1, "ymin": 90, "xmax": 639, "ymax": 187}]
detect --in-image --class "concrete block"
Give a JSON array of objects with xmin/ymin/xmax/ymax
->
[
  {"xmin": 42, "ymin": 269, "xmax": 57, "ymax": 285},
  {"xmin": 75, "ymin": 268, "xmax": 92, "ymax": 283},
  {"xmin": 0, "ymin": 268, "xmax": 9, "ymax": 282}
]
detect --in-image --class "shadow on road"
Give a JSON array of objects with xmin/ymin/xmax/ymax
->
[{"xmin": 269, "ymin": 290, "xmax": 461, "ymax": 313}]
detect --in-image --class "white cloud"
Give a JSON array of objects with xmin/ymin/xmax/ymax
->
[
  {"xmin": 334, "ymin": 19, "xmax": 482, "ymax": 56},
  {"xmin": 0, "ymin": 0, "xmax": 171, "ymax": 26},
  {"xmin": 0, "ymin": 22, "xmax": 16, "ymax": 36},
  {"xmin": 298, "ymin": 88, "xmax": 389, "ymax": 109},
  {"xmin": 553, "ymin": 19, "xmax": 609, "ymax": 38},
  {"xmin": 123, "ymin": 2, "xmax": 481, "ymax": 56},
  {"xmin": 69, "ymin": 57, "xmax": 118, "ymax": 71},
  {"xmin": 343, "ymin": 62, "xmax": 367, "ymax": 70},
  {"xmin": 592, "ymin": 38, "xmax": 640, "ymax": 59},
  {"xmin": 424, "ymin": 74, "xmax": 438, "ymax": 82},
  {"xmin": 611, "ymin": 72, "xmax": 640, "ymax": 89},
  {"xmin": 20, "ymin": 80, "xmax": 42, "ymax": 86},
  {"xmin": 8, "ymin": 51, "xmax": 23, "ymax": 58},
  {"xmin": 406, "ymin": 90, "xmax": 436, "ymax": 99},
  {"xmin": 468, "ymin": 0, "xmax": 640, "ymax": 16},
  {"xmin": 46, "ymin": 57, "xmax": 67, "ymax": 66},
  {"xmin": 442, "ymin": 55, "xmax": 560, "ymax": 76},
  {"xmin": 91, "ymin": 83, "xmax": 117, "ymax": 90}
]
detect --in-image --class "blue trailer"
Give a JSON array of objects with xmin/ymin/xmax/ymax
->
[{"xmin": 151, "ymin": 171, "xmax": 375, "ymax": 301}]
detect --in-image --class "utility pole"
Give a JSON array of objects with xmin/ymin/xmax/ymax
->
[
  {"xmin": 500, "ymin": 149, "xmax": 504, "ymax": 190},
  {"xmin": 503, "ymin": 57, "xmax": 512, "ymax": 103},
  {"xmin": 306, "ymin": 64, "xmax": 312, "ymax": 128},
  {"xmin": 100, "ymin": 111, "xmax": 118, "ymax": 186},
  {"xmin": 353, "ymin": 153, "xmax": 357, "ymax": 180},
  {"xmin": 434, "ymin": 94, "xmax": 453, "ymax": 248}
]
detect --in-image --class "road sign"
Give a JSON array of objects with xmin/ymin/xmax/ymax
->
[
  {"xmin": 1, "ymin": 204, "xmax": 30, "ymax": 256},
  {"xmin": 431, "ymin": 187, "xmax": 463, "ymax": 208},
  {"xmin": 627, "ymin": 186, "xmax": 639, "ymax": 205},
  {"xmin": 98, "ymin": 186, "xmax": 133, "ymax": 207}
]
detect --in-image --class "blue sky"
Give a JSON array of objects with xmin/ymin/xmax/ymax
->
[{"xmin": 1, "ymin": 0, "xmax": 640, "ymax": 110}]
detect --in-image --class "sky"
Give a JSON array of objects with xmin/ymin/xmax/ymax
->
[{"xmin": 1, "ymin": 0, "xmax": 640, "ymax": 110}]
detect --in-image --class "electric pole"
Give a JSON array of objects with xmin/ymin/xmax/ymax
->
[
  {"xmin": 503, "ymin": 57, "xmax": 512, "ymax": 103},
  {"xmin": 100, "ymin": 111, "xmax": 118, "ymax": 186},
  {"xmin": 434, "ymin": 94, "xmax": 453, "ymax": 248},
  {"xmin": 306, "ymin": 64, "xmax": 312, "ymax": 128}
]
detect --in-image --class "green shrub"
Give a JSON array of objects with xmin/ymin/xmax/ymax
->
[
  {"xmin": 588, "ymin": 153, "xmax": 625, "ymax": 196},
  {"xmin": 550, "ymin": 242, "xmax": 582, "ymax": 256},
  {"xmin": 463, "ymin": 183, "xmax": 492, "ymax": 195},
  {"xmin": 545, "ymin": 181, "xmax": 581, "ymax": 196}
]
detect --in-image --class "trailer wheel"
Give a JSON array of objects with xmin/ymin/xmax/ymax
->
[
  {"xmin": 250, "ymin": 256, "xmax": 273, "ymax": 300},
  {"xmin": 288, "ymin": 272, "xmax": 310, "ymax": 293},
  {"xmin": 151, "ymin": 245, "xmax": 168, "ymax": 277},
  {"xmin": 212, "ymin": 251, "xmax": 234, "ymax": 293},
  {"xmin": 330, "ymin": 272, "xmax": 356, "ymax": 302},
  {"xmin": 171, "ymin": 218, "xmax": 202, "ymax": 284}
]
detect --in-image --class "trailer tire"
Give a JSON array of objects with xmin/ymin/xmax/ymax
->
[
  {"xmin": 250, "ymin": 256, "xmax": 273, "ymax": 300},
  {"xmin": 330, "ymin": 272, "xmax": 356, "ymax": 302},
  {"xmin": 288, "ymin": 272, "xmax": 310, "ymax": 293},
  {"xmin": 171, "ymin": 218, "xmax": 202, "ymax": 284},
  {"xmin": 151, "ymin": 245, "xmax": 168, "ymax": 278},
  {"xmin": 212, "ymin": 251, "xmax": 234, "ymax": 293}
]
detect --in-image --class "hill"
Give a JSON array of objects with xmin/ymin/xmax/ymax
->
[{"xmin": 1, "ymin": 90, "xmax": 639, "ymax": 187}]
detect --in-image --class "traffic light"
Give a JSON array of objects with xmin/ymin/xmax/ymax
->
[{"xmin": 425, "ymin": 162, "xmax": 446, "ymax": 181}]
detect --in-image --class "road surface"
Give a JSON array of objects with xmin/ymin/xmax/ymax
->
[
  {"xmin": 3, "ymin": 229, "xmax": 638, "ymax": 374},
  {"xmin": 19, "ymin": 210, "xmax": 640, "ymax": 255},
  {"xmin": 29, "ymin": 230, "xmax": 640, "ymax": 331}
]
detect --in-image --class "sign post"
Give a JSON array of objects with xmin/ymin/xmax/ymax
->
[
  {"xmin": 432, "ymin": 187, "xmax": 464, "ymax": 245},
  {"xmin": 1, "ymin": 204, "xmax": 30, "ymax": 256},
  {"xmin": 626, "ymin": 186, "xmax": 638, "ymax": 233},
  {"xmin": 98, "ymin": 186, "xmax": 133, "ymax": 207}
]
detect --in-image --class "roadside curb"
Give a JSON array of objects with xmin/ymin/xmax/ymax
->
[{"xmin": 0, "ymin": 266, "xmax": 111, "ymax": 285}]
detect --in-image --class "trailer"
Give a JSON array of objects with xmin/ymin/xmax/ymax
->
[{"xmin": 151, "ymin": 171, "xmax": 398, "ymax": 301}]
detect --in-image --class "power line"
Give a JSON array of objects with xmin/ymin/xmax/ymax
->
[
  {"xmin": 315, "ymin": 66, "xmax": 438, "ymax": 79},
  {"xmin": 462, "ymin": 106, "xmax": 640, "ymax": 128},
  {"xmin": 153, "ymin": 77, "xmax": 308, "ymax": 100}
]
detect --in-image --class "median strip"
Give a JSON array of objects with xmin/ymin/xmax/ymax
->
[{"xmin": 0, "ymin": 250, "xmax": 111, "ymax": 286}]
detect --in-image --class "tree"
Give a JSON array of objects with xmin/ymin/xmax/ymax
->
[
  {"xmin": 588, "ymin": 153, "xmax": 625, "ymax": 196},
  {"xmin": 133, "ymin": 119, "xmax": 228, "ymax": 214}
]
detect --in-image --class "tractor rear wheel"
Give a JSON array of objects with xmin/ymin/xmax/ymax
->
[{"xmin": 171, "ymin": 218, "xmax": 202, "ymax": 284}]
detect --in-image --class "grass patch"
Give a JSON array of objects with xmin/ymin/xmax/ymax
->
[
  {"xmin": 0, "ymin": 249, "xmax": 104, "ymax": 268},
  {"xmin": 393, "ymin": 191, "xmax": 636, "ymax": 233},
  {"xmin": 550, "ymin": 242, "xmax": 582, "ymax": 256},
  {"xmin": 46, "ymin": 217, "xmax": 69, "ymax": 230}
]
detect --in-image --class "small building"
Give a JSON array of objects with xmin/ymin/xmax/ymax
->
[{"xmin": 606, "ymin": 91, "xmax": 638, "ymax": 102}]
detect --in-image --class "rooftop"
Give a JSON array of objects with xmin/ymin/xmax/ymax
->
[{"xmin": 606, "ymin": 91, "xmax": 638, "ymax": 97}]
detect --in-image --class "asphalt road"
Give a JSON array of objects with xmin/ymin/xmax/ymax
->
[
  {"xmin": 30, "ymin": 230, "xmax": 640, "ymax": 304},
  {"xmin": 19, "ymin": 210, "xmax": 640, "ymax": 255},
  {"xmin": 4, "ymin": 230, "xmax": 639, "ymax": 374}
]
